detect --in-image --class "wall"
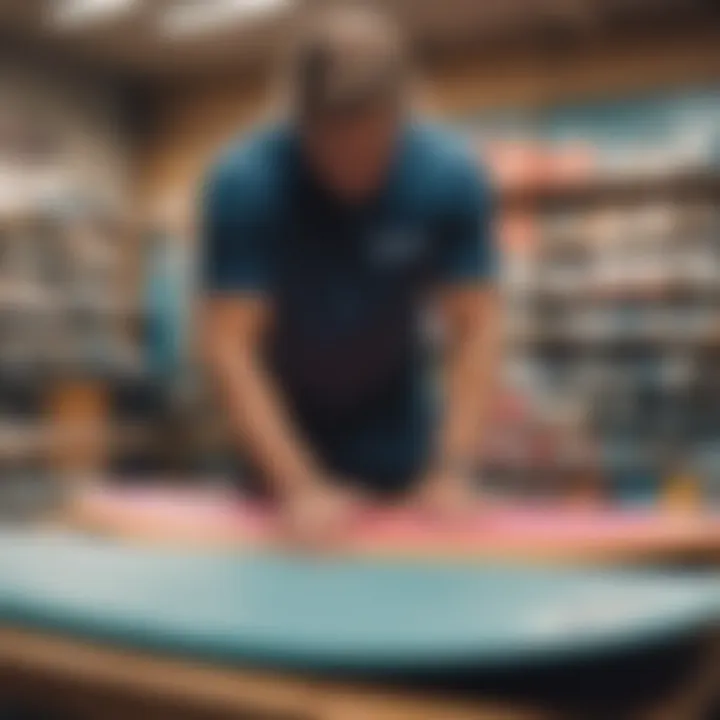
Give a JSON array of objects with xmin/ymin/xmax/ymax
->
[{"xmin": 139, "ymin": 25, "xmax": 720, "ymax": 217}]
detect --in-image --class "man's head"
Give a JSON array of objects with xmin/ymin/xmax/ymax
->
[{"xmin": 289, "ymin": 3, "xmax": 411, "ymax": 202}]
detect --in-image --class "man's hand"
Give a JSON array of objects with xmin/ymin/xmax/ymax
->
[
  {"xmin": 412, "ymin": 471, "xmax": 481, "ymax": 522},
  {"xmin": 280, "ymin": 480, "xmax": 362, "ymax": 551}
]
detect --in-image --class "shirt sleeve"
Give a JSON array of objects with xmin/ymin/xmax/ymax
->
[
  {"xmin": 200, "ymin": 155, "xmax": 273, "ymax": 295},
  {"xmin": 437, "ymin": 158, "xmax": 496, "ymax": 286}
]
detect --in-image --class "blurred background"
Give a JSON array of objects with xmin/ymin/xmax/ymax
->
[{"xmin": 1, "ymin": 0, "xmax": 720, "ymax": 514}]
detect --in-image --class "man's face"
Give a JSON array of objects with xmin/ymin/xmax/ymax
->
[{"xmin": 303, "ymin": 107, "xmax": 400, "ymax": 203}]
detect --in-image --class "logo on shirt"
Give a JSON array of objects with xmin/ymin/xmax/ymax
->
[{"xmin": 368, "ymin": 229, "xmax": 427, "ymax": 268}]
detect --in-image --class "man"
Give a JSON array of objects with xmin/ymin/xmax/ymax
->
[{"xmin": 202, "ymin": 4, "xmax": 499, "ymax": 546}]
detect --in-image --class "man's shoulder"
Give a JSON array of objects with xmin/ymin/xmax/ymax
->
[
  {"xmin": 403, "ymin": 122, "xmax": 491, "ymax": 203},
  {"xmin": 205, "ymin": 124, "xmax": 293, "ymax": 209},
  {"xmin": 406, "ymin": 122, "xmax": 479, "ymax": 170}
]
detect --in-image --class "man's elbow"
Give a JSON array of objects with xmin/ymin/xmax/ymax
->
[
  {"xmin": 200, "ymin": 317, "xmax": 237, "ymax": 374},
  {"xmin": 202, "ymin": 322, "xmax": 261, "ymax": 381},
  {"xmin": 450, "ymin": 289, "xmax": 500, "ymax": 343}
]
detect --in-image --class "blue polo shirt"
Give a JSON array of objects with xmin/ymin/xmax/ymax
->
[{"xmin": 202, "ymin": 122, "xmax": 494, "ymax": 492}]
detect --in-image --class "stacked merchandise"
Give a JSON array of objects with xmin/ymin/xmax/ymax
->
[
  {"xmin": 0, "ymin": 91, "xmax": 141, "ymax": 507},
  {"xmin": 472, "ymin": 89, "xmax": 720, "ymax": 508}
]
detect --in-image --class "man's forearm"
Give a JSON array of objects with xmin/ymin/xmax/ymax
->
[
  {"xmin": 209, "ymin": 341, "xmax": 321, "ymax": 496},
  {"xmin": 436, "ymin": 293, "xmax": 501, "ymax": 474}
]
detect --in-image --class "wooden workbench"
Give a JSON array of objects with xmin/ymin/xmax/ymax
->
[
  {"xmin": 0, "ymin": 627, "xmax": 717, "ymax": 720},
  {"xmin": 0, "ymin": 628, "xmax": 546, "ymax": 720}
]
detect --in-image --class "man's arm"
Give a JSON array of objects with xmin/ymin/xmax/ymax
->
[
  {"xmin": 433, "ymin": 286, "xmax": 501, "ymax": 478},
  {"xmin": 419, "ymin": 154, "xmax": 499, "ymax": 511},
  {"xmin": 202, "ymin": 296, "xmax": 321, "ymax": 497},
  {"xmin": 200, "ymin": 153, "xmax": 357, "ymax": 544},
  {"xmin": 200, "ymin": 155, "xmax": 323, "ymax": 496}
]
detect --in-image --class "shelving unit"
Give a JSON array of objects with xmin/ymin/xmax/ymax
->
[
  {"xmin": 0, "ymin": 153, "xmax": 143, "ymax": 484},
  {"xmin": 483, "ymin": 90, "xmax": 720, "ymax": 507}
]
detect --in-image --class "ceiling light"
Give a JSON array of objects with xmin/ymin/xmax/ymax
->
[
  {"xmin": 51, "ymin": 0, "xmax": 139, "ymax": 29},
  {"xmin": 159, "ymin": 0, "xmax": 291, "ymax": 39}
]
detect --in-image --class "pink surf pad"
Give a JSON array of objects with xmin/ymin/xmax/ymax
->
[{"xmin": 74, "ymin": 485, "xmax": 720, "ymax": 559}]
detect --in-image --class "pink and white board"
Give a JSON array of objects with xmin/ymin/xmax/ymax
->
[{"xmin": 72, "ymin": 484, "xmax": 720, "ymax": 562}]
